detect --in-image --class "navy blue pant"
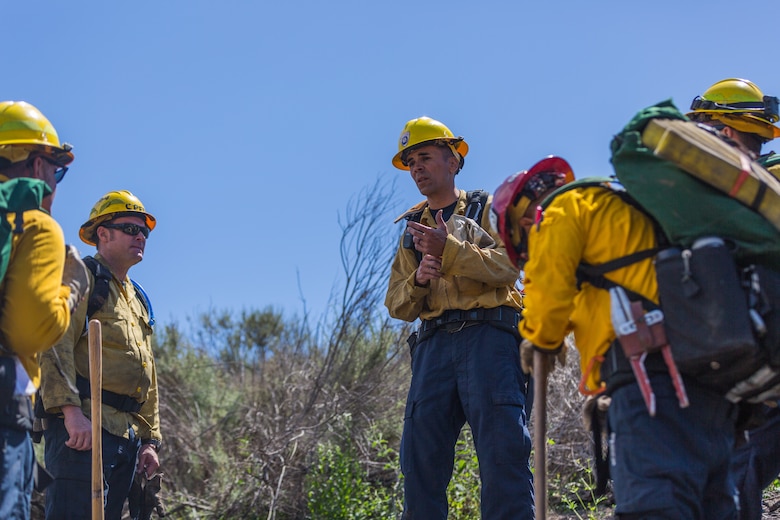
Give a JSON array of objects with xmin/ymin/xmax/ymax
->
[
  {"xmin": 609, "ymin": 373, "xmax": 738, "ymax": 519},
  {"xmin": 43, "ymin": 417, "xmax": 140, "ymax": 520},
  {"xmin": 731, "ymin": 403, "xmax": 780, "ymax": 520},
  {"xmin": 0, "ymin": 426, "xmax": 34, "ymax": 520},
  {"xmin": 401, "ymin": 322, "xmax": 533, "ymax": 519}
]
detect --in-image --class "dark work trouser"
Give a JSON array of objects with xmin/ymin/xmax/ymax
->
[
  {"xmin": 400, "ymin": 322, "xmax": 533, "ymax": 519},
  {"xmin": 43, "ymin": 417, "xmax": 141, "ymax": 520},
  {"xmin": 609, "ymin": 372, "xmax": 738, "ymax": 520},
  {"xmin": 730, "ymin": 403, "xmax": 780, "ymax": 520}
]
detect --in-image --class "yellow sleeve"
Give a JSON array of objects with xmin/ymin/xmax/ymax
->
[
  {"xmin": 137, "ymin": 362, "xmax": 162, "ymax": 442},
  {"xmin": 519, "ymin": 192, "xmax": 585, "ymax": 351},
  {"xmin": 39, "ymin": 283, "xmax": 88, "ymax": 412},
  {"xmin": 384, "ymin": 236, "xmax": 430, "ymax": 322},
  {"xmin": 0, "ymin": 210, "xmax": 70, "ymax": 358}
]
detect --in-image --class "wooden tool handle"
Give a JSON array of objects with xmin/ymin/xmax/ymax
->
[
  {"xmin": 88, "ymin": 319, "xmax": 104, "ymax": 520},
  {"xmin": 533, "ymin": 350, "xmax": 549, "ymax": 520}
]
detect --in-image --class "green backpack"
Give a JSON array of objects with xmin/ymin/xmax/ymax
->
[
  {"xmin": 0, "ymin": 178, "xmax": 50, "ymax": 284},
  {"xmin": 610, "ymin": 99, "xmax": 780, "ymax": 271}
]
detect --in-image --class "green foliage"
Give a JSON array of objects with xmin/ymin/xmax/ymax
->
[
  {"xmin": 549, "ymin": 458, "xmax": 611, "ymax": 520},
  {"xmin": 447, "ymin": 428, "xmax": 481, "ymax": 518},
  {"xmin": 305, "ymin": 441, "xmax": 401, "ymax": 520},
  {"xmin": 305, "ymin": 420, "xmax": 402, "ymax": 520},
  {"xmin": 305, "ymin": 426, "xmax": 490, "ymax": 520}
]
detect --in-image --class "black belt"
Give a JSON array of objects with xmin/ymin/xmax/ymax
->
[
  {"xmin": 76, "ymin": 375, "xmax": 144, "ymax": 414},
  {"xmin": 420, "ymin": 306, "xmax": 520, "ymax": 334}
]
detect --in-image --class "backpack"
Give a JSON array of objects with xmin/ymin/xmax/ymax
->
[
  {"xmin": 540, "ymin": 177, "xmax": 780, "ymax": 402},
  {"xmin": 402, "ymin": 189, "xmax": 489, "ymax": 263},
  {"xmin": 0, "ymin": 178, "xmax": 50, "ymax": 287},
  {"xmin": 590, "ymin": 100, "xmax": 780, "ymax": 401},
  {"xmin": 610, "ymin": 99, "xmax": 780, "ymax": 270}
]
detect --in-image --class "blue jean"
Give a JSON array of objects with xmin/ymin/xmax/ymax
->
[
  {"xmin": 401, "ymin": 322, "xmax": 533, "ymax": 519},
  {"xmin": 731, "ymin": 403, "xmax": 780, "ymax": 520},
  {"xmin": 43, "ymin": 417, "xmax": 141, "ymax": 520},
  {"xmin": 609, "ymin": 372, "xmax": 738, "ymax": 520},
  {"xmin": 0, "ymin": 426, "xmax": 34, "ymax": 520}
]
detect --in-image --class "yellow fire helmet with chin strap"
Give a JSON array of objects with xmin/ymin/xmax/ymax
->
[
  {"xmin": 79, "ymin": 190, "xmax": 156, "ymax": 246},
  {"xmin": 392, "ymin": 116, "xmax": 469, "ymax": 170},
  {"xmin": 0, "ymin": 101, "xmax": 74, "ymax": 166},
  {"xmin": 688, "ymin": 78, "xmax": 780, "ymax": 141}
]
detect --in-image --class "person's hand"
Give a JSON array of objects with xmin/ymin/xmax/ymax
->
[
  {"xmin": 62, "ymin": 245, "xmax": 90, "ymax": 314},
  {"xmin": 62, "ymin": 405, "xmax": 92, "ymax": 450},
  {"xmin": 519, "ymin": 338, "xmax": 567, "ymax": 374},
  {"xmin": 137, "ymin": 443, "xmax": 161, "ymax": 477},
  {"xmin": 415, "ymin": 254, "xmax": 442, "ymax": 286},
  {"xmin": 406, "ymin": 210, "xmax": 448, "ymax": 258}
]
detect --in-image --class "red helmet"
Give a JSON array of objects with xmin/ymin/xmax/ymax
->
[{"xmin": 491, "ymin": 156, "xmax": 574, "ymax": 267}]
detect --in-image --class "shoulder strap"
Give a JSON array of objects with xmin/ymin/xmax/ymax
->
[
  {"xmin": 131, "ymin": 279, "xmax": 155, "ymax": 328},
  {"xmin": 82, "ymin": 256, "xmax": 154, "ymax": 329},
  {"xmin": 464, "ymin": 189, "xmax": 489, "ymax": 224},
  {"xmin": 540, "ymin": 176, "xmax": 619, "ymax": 211},
  {"xmin": 83, "ymin": 256, "xmax": 112, "ymax": 320},
  {"xmin": 576, "ymin": 249, "xmax": 659, "ymax": 308}
]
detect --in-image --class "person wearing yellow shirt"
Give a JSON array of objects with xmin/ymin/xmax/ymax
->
[
  {"xmin": 687, "ymin": 78, "xmax": 780, "ymax": 520},
  {"xmin": 40, "ymin": 190, "xmax": 160, "ymax": 520},
  {"xmin": 385, "ymin": 117, "xmax": 528, "ymax": 519},
  {"xmin": 495, "ymin": 155, "xmax": 742, "ymax": 519},
  {"xmin": 0, "ymin": 101, "xmax": 88, "ymax": 520}
]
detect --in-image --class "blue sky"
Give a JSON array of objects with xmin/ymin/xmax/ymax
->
[{"xmin": 6, "ymin": 1, "xmax": 778, "ymax": 326}]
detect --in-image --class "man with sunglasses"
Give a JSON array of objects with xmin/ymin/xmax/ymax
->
[
  {"xmin": 40, "ymin": 190, "xmax": 161, "ymax": 520},
  {"xmin": 687, "ymin": 78, "xmax": 780, "ymax": 520},
  {"xmin": 385, "ymin": 117, "xmax": 530, "ymax": 519},
  {"xmin": 0, "ymin": 101, "xmax": 89, "ymax": 519}
]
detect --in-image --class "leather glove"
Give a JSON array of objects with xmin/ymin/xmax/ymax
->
[
  {"xmin": 62, "ymin": 245, "xmax": 90, "ymax": 314},
  {"xmin": 582, "ymin": 394, "xmax": 612, "ymax": 432},
  {"xmin": 519, "ymin": 338, "xmax": 568, "ymax": 375},
  {"xmin": 129, "ymin": 472, "xmax": 166, "ymax": 520}
]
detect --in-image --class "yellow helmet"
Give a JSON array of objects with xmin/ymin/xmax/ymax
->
[
  {"xmin": 392, "ymin": 116, "xmax": 469, "ymax": 170},
  {"xmin": 79, "ymin": 190, "xmax": 156, "ymax": 246},
  {"xmin": 0, "ymin": 101, "xmax": 74, "ymax": 165},
  {"xmin": 688, "ymin": 78, "xmax": 780, "ymax": 141}
]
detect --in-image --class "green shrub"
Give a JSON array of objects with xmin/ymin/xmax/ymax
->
[{"xmin": 305, "ymin": 441, "xmax": 401, "ymax": 520}]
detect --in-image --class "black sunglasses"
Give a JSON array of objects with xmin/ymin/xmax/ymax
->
[{"xmin": 101, "ymin": 222, "xmax": 150, "ymax": 238}]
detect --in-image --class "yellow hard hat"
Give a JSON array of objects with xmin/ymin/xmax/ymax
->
[
  {"xmin": 0, "ymin": 101, "xmax": 74, "ymax": 165},
  {"xmin": 688, "ymin": 78, "xmax": 780, "ymax": 140},
  {"xmin": 392, "ymin": 116, "xmax": 469, "ymax": 170},
  {"xmin": 79, "ymin": 190, "xmax": 157, "ymax": 246}
]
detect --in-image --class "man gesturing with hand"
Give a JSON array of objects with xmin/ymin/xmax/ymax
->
[{"xmin": 385, "ymin": 116, "xmax": 530, "ymax": 519}]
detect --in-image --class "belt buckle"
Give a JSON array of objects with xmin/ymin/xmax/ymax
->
[{"xmin": 444, "ymin": 321, "xmax": 469, "ymax": 334}]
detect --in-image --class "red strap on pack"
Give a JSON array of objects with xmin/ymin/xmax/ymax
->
[{"xmin": 729, "ymin": 154, "xmax": 753, "ymax": 197}]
